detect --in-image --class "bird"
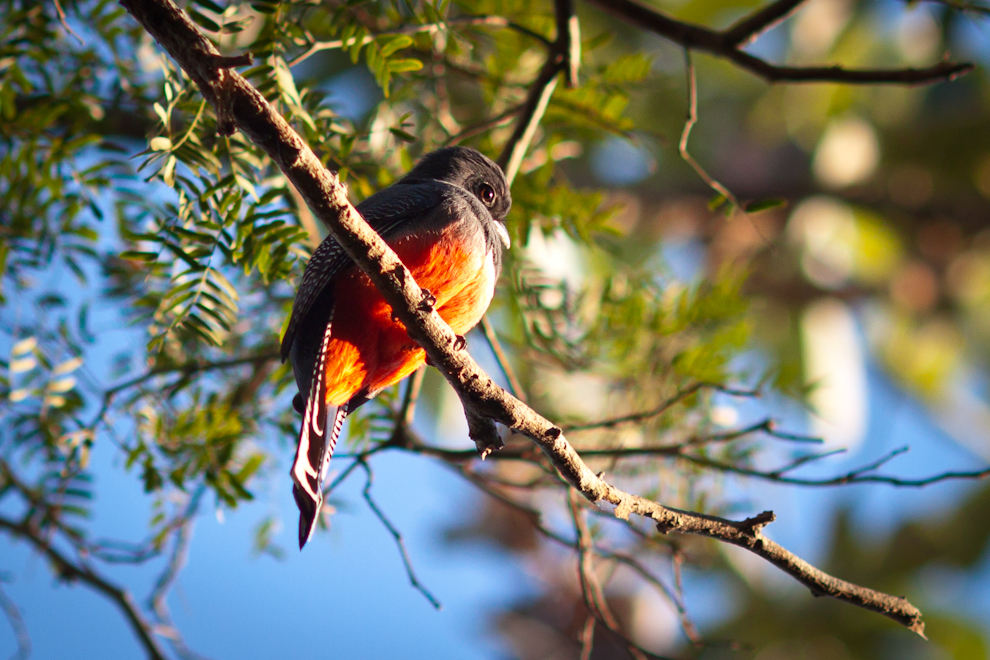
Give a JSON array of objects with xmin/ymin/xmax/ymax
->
[{"xmin": 280, "ymin": 146, "xmax": 512, "ymax": 549}]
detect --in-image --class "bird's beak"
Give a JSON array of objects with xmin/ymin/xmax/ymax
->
[{"xmin": 495, "ymin": 221, "xmax": 511, "ymax": 249}]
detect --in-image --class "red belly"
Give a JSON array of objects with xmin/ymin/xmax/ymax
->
[{"xmin": 323, "ymin": 227, "xmax": 495, "ymax": 406}]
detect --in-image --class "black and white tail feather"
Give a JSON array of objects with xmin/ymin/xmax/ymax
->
[{"xmin": 290, "ymin": 315, "xmax": 348, "ymax": 549}]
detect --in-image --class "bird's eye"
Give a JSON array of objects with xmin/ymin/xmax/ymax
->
[{"xmin": 479, "ymin": 183, "xmax": 496, "ymax": 206}]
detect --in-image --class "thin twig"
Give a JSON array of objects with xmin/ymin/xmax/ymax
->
[
  {"xmin": 359, "ymin": 460, "xmax": 441, "ymax": 609},
  {"xmin": 389, "ymin": 427, "xmax": 990, "ymax": 490},
  {"xmin": 400, "ymin": 368, "xmax": 425, "ymax": 429},
  {"xmin": 679, "ymin": 50, "xmax": 740, "ymax": 212},
  {"xmin": 51, "ymin": 0, "xmax": 84, "ymax": 44},
  {"xmin": 0, "ymin": 579, "xmax": 30, "ymax": 660},
  {"xmin": 919, "ymin": 0, "xmax": 990, "ymax": 17},
  {"xmin": 569, "ymin": 491, "xmax": 654, "ymax": 660},
  {"xmin": 571, "ymin": 420, "xmax": 822, "ymax": 458},
  {"xmin": 389, "ymin": 368, "xmax": 425, "ymax": 448},
  {"xmin": 496, "ymin": 0, "xmax": 580, "ymax": 184},
  {"xmin": 723, "ymin": 0, "xmax": 807, "ymax": 46},
  {"xmin": 88, "ymin": 353, "xmax": 279, "ymax": 430},
  {"xmin": 443, "ymin": 105, "xmax": 525, "ymax": 147},
  {"xmin": 498, "ymin": 60, "xmax": 561, "ymax": 186},
  {"xmin": 690, "ymin": 418, "xmax": 821, "ymax": 445},
  {"xmin": 90, "ymin": 498, "xmax": 206, "ymax": 565},
  {"xmin": 569, "ymin": 491, "xmax": 620, "ymax": 631},
  {"xmin": 578, "ymin": 613, "xmax": 595, "ymax": 660},
  {"xmin": 148, "ymin": 489, "xmax": 207, "ymax": 660},
  {"xmin": 769, "ymin": 448, "xmax": 848, "ymax": 476},
  {"xmin": 666, "ymin": 447, "xmax": 990, "ymax": 488},
  {"xmin": 670, "ymin": 549, "xmax": 701, "ymax": 646},
  {"xmin": 455, "ymin": 461, "xmax": 685, "ymax": 614},
  {"xmin": 479, "ymin": 316, "xmax": 527, "ymax": 403},
  {"xmin": 556, "ymin": 0, "xmax": 581, "ymax": 88},
  {"xmin": 564, "ymin": 382, "xmax": 759, "ymax": 432}
]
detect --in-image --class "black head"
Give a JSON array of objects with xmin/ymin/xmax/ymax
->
[{"xmin": 403, "ymin": 146, "xmax": 512, "ymax": 222}]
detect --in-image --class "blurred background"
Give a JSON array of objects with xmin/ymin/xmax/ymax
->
[{"xmin": 2, "ymin": 0, "xmax": 990, "ymax": 658}]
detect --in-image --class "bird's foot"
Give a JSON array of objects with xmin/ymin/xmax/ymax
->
[
  {"xmin": 453, "ymin": 335, "xmax": 466, "ymax": 351},
  {"xmin": 418, "ymin": 288, "xmax": 437, "ymax": 311}
]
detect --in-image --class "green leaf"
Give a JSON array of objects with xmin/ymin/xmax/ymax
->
[
  {"xmin": 745, "ymin": 198, "xmax": 787, "ymax": 213},
  {"xmin": 387, "ymin": 58, "xmax": 423, "ymax": 73},
  {"xmin": 237, "ymin": 454, "xmax": 265, "ymax": 482},
  {"xmin": 708, "ymin": 193, "xmax": 728, "ymax": 211},
  {"xmin": 187, "ymin": 8, "xmax": 221, "ymax": 32},
  {"xmin": 349, "ymin": 28, "xmax": 368, "ymax": 63},
  {"xmin": 603, "ymin": 53, "xmax": 652, "ymax": 84},
  {"xmin": 119, "ymin": 251, "xmax": 159, "ymax": 262},
  {"xmin": 389, "ymin": 127, "xmax": 418, "ymax": 143},
  {"xmin": 377, "ymin": 34, "xmax": 413, "ymax": 58},
  {"xmin": 273, "ymin": 58, "xmax": 302, "ymax": 108}
]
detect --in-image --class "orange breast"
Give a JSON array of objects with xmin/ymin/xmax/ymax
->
[{"xmin": 323, "ymin": 225, "xmax": 496, "ymax": 406}]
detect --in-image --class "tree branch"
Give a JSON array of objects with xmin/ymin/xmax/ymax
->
[
  {"xmin": 444, "ymin": 104, "xmax": 525, "ymax": 147},
  {"xmin": 584, "ymin": 0, "xmax": 973, "ymax": 85},
  {"xmin": 120, "ymin": 0, "xmax": 947, "ymax": 636},
  {"xmin": 679, "ymin": 49, "xmax": 740, "ymax": 212},
  {"xmin": 359, "ymin": 460, "xmax": 441, "ymax": 610},
  {"xmin": 87, "ymin": 352, "xmax": 279, "ymax": 431},
  {"xmin": 479, "ymin": 315, "xmax": 527, "ymax": 404},
  {"xmin": 0, "ymin": 578, "xmax": 30, "ymax": 660},
  {"xmin": 0, "ymin": 513, "xmax": 170, "ymax": 660},
  {"xmin": 496, "ymin": 0, "xmax": 580, "ymax": 184},
  {"xmin": 919, "ymin": 0, "xmax": 990, "ymax": 18},
  {"xmin": 722, "ymin": 0, "xmax": 806, "ymax": 46},
  {"xmin": 148, "ymin": 490, "xmax": 206, "ymax": 660},
  {"xmin": 562, "ymin": 381, "xmax": 760, "ymax": 432},
  {"xmin": 568, "ymin": 490, "xmax": 654, "ymax": 660}
]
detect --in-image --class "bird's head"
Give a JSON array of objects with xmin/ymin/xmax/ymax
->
[{"xmin": 404, "ymin": 146, "xmax": 512, "ymax": 248}]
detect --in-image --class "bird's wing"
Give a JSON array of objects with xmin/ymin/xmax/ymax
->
[{"xmin": 279, "ymin": 180, "xmax": 453, "ymax": 363}]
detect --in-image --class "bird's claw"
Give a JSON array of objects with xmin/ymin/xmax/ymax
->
[
  {"xmin": 453, "ymin": 335, "xmax": 466, "ymax": 351},
  {"xmin": 418, "ymin": 289, "xmax": 437, "ymax": 311}
]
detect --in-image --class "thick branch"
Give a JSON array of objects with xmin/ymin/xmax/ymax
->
[
  {"xmin": 584, "ymin": 0, "xmax": 973, "ymax": 85},
  {"xmin": 122, "ymin": 0, "xmax": 940, "ymax": 636}
]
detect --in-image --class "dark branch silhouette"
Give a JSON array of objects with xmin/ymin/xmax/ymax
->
[{"xmin": 584, "ymin": 0, "xmax": 973, "ymax": 85}]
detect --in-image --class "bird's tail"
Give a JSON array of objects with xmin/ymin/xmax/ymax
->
[
  {"xmin": 290, "ymin": 321, "xmax": 347, "ymax": 549},
  {"xmin": 291, "ymin": 404, "xmax": 347, "ymax": 549}
]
